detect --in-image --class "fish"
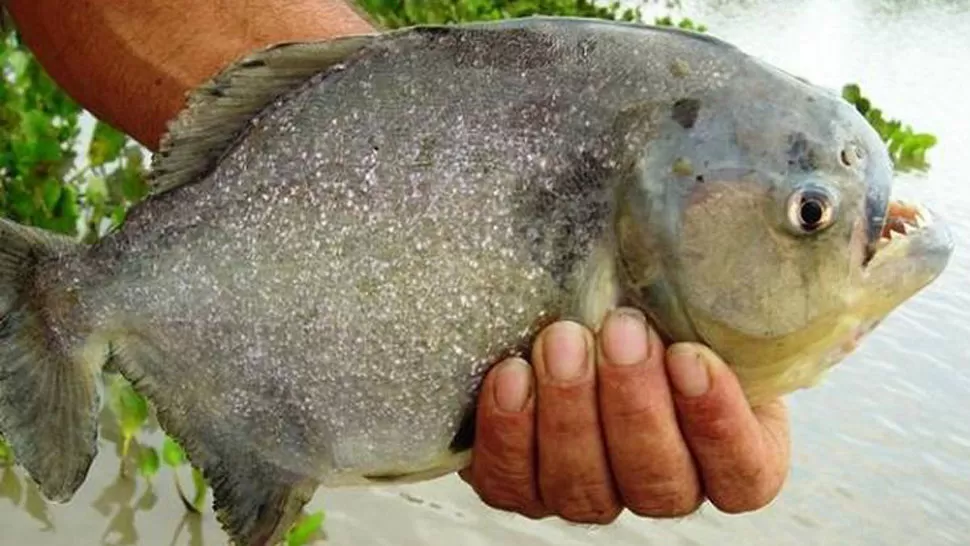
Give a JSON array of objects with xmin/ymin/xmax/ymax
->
[{"xmin": 0, "ymin": 16, "xmax": 953, "ymax": 546}]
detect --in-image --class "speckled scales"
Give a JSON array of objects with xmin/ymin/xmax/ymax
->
[
  {"xmin": 77, "ymin": 18, "xmax": 744, "ymax": 483},
  {"xmin": 48, "ymin": 17, "xmax": 751, "ymax": 545}
]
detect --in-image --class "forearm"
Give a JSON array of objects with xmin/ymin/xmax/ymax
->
[{"xmin": 6, "ymin": 0, "xmax": 375, "ymax": 150}]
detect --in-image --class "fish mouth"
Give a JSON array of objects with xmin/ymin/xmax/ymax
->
[
  {"xmin": 858, "ymin": 198, "xmax": 953, "ymax": 314},
  {"xmin": 809, "ymin": 199, "xmax": 952, "ymax": 386},
  {"xmin": 866, "ymin": 200, "xmax": 953, "ymax": 267}
]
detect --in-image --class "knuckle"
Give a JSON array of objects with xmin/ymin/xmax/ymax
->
[
  {"xmin": 690, "ymin": 412, "xmax": 740, "ymax": 443},
  {"xmin": 699, "ymin": 441, "xmax": 786, "ymax": 515},
  {"xmin": 709, "ymin": 473, "xmax": 779, "ymax": 514},
  {"xmin": 541, "ymin": 400, "xmax": 599, "ymax": 439},
  {"xmin": 470, "ymin": 448, "xmax": 546, "ymax": 518},
  {"xmin": 678, "ymin": 389, "xmax": 747, "ymax": 444},
  {"xmin": 604, "ymin": 390, "xmax": 668, "ymax": 426},
  {"xmin": 557, "ymin": 502, "xmax": 623, "ymax": 525},
  {"xmin": 474, "ymin": 472, "xmax": 545, "ymax": 517},
  {"xmin": 545, "ymin": 478, "xmax": 622, "ymax": 525},
  {"xmin": 610, "ymin": 456, "xmax": 703, "ymax": 518},
  {"xmin": 473, "ymin": 450, "xmax": 532, "ymax": 491},
  {"xmin": 626, "ymin": 484, "xmax": 704, "ymax": 518},
  {"xmin": 481, "ymin": 494, "xmax": 550, "ymax": 519}
]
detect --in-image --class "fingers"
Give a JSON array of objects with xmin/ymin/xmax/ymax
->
[
  {"xmin": 532, "ymin": 321, "xmax": 622, "ymax": 524},
  {"xmin": 463, "ymin": 315, "xmax": 793, "ymax": 524},
  {"xmin": 595, "ymin": 309, "xmax": 703, "ymax": 517},
  {"xmin": 666, "ymin": 343, "xmax": 792, "ymax": 514},
  {"xmin": 461, "ymin": 357, "xmax": 549, "ymax": 519}
]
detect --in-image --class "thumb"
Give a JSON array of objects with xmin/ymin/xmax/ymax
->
[{"xmin": 665, "ymin": 342, "xmax": 791, "ymax": 514}]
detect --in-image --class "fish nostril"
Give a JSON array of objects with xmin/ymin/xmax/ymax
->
[{"xmin": 840, "ymin": 143, "xmax": 866, "ymax": 168}]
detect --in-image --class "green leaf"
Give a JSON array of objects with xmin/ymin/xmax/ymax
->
[
  {"xmin": 842, "ymin": 83, "xmax": 862, "ymax": 105},
  {"xmin": 0, "ymin": 437, "xmax": 12, "ymax": 465},
  {"xmin": 173, "ymin": 464, "xmax": 208, "ymax": 514},
  {"xmin": 110, "ymin": 204, "xmax": 129, "ymax": 228},
  {"xmin": 191, "ymin": 467, "xmax": 208, "ymax": 511},
  {"xmin": 162, "ymin": 436, "xmax": 187, "ymax": 467},
  {"xmin": 6, "ymin": 50, "xmax": 29, "ymax": 78},
  {"xmin": 41, "ymin": 178, "xmax": 61, "ymax": 212},
  {"xmin": 138, "ymin": 446, "xmax": 161, "ymax": 478},
  {"xmin": 18, "ymin": 110, "xmax": 62, "ymax": 164},
  {"xmin": 286, "ymin": 511, "xmax": 325, "ymax": 546},
  {"xmin": 841, "ymin": 83, "xmax": 937, "ymax": 170},
  {"xmin": 48, "ymin": 184, "xmax": 80, "ymax": 235},
  {"xmin": 107, "ymin": 376, "xmax": 150, "ymax": 458},
  {"xmin": 88, "ymin": 120, "xmax": 126, "ymax": 167},
  {"xmin": 120, "ymin": 169, "xmax": 147, "ymax": 203},
  {"xmin": 84, "ymin": 175, "xmax": 108, "ymax": 205}
]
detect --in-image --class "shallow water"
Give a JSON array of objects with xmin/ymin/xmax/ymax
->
[{"xmin": 4, "ymin": 0, "xmax": 970, "ymax": 544}]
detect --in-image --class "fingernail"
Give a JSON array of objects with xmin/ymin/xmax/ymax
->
[
  {"xmin": 493, "ymin": 358, "xmax": 532, "ymax": 412},
  {"xmin": 667, "ymin": 345, "xmax": 711, "ymax": 397},
  {"xmin": 542, "ymin": 321, "xmax": 589, "ymax": 382},
  {"xmin": 602, "ymin": 308, "xmax": 650, "ymax": 366}
]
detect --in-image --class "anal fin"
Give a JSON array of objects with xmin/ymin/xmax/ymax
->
[
  {"xmin": 109, "ymin": 331, "xmax": 319, "ymax": 546},
  {"xmin": 208, "ymin": 456, "xmax": 319, "ymax": 546}
]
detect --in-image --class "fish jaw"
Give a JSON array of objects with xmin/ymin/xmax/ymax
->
[
  {"xmin": 858, "ymin": 200, "xmax": 954, "ymax": 320},
  {"xmin": 729, "ymin": 316, "xmax": 884, "ymax": 405}
]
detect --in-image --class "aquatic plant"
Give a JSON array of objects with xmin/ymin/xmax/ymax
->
[
  {"xmin": 842, "ymin": 83, "xmax": 937, "ymax": 170},
  {"xmin": 0, "ymin": 2, "xmax": 938, "ymax": 543}
]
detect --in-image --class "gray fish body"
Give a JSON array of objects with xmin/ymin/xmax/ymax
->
[
  {"xmin": 0, "ymin": 16, "xmax": 951, "ymax": 546},
  {"xmin": 74, "ymin": 19, "xmax": 758, "ymax": 482}
]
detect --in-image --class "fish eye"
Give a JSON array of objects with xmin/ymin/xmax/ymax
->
[{"xmin": 787, "ymin": 188, "xmax": 836, "ymax": 234}]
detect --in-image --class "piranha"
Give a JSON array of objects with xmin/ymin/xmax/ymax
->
[{"xmin": 0, "ymin": 16, "xmax": 953, "ymax": 546}]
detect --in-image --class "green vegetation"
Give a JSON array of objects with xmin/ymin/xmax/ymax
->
[
  {"xmin": 286, "ymin": 511, "xmax": 327, "ymax": 546},
  {"xmin": 0, "ymin": 1, "xmax": 939, "ymax": 543},
  {"xmin": 0, "ymin": 436, "xmax": 11, "ymax": 465},
  {"xmin": 842, "ymin": 84, "xmax": 937, "ymax": 170},
  {"xmin": 0, "ymin": 32, "xmax": 148, "ymax": 243},
  {"xmin": 653, "ymin": 14, "xmax": 707, "ymax": 32},
  {"xmin": 356, "ymin": 0, "xmax": 641, "ymax": 27},
  {"xmin": 0, "ymin": 32, "xmax": 149, "ymax": 244}
]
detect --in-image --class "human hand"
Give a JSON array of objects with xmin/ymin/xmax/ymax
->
[{"xmin": 460, "ymin": 307, "xmax": 790, "ymax": 523}]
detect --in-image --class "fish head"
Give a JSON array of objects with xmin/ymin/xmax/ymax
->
[{"xmin": 616, "ymin": 63, "xmax": 953, "ymax": 404}]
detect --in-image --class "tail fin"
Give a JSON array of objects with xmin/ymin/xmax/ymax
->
[{"xmin": 0, "ymin": 218, "xmax": 100, "ymax": 502}]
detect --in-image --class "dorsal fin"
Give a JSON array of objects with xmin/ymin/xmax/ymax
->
[{"xmin": 149, "ymin": 34, "xmax": 380, "ymax": 196}]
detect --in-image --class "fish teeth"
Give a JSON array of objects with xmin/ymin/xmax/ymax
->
[{"xmin": 915, "ymin": 203, "xmax": 933, "ymax": 227}]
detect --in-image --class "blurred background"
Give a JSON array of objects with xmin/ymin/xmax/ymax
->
[{"xmin": 1, "ymin": 0, "xmax": 968, "ymax": 544}]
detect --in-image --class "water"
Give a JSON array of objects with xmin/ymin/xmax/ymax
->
[{"xmin": 3, "ymin": 0, "xmax": 970, "ymax": 544}]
